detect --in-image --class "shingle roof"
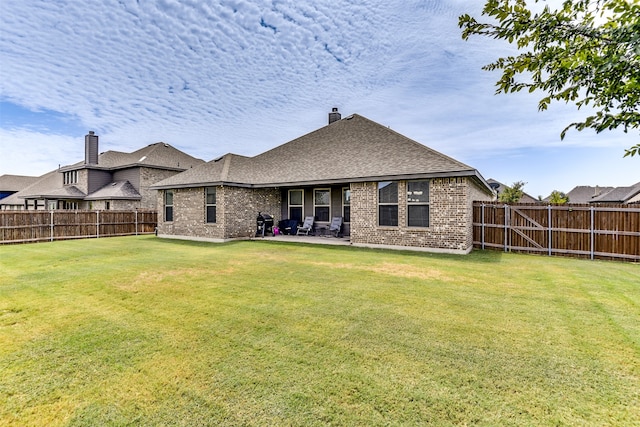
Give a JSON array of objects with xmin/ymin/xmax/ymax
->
[
  {"xmin": 60, "ymin": 142, "xmax": 204, "ymax": 171},
  {"xmin": 1, "ymin": 142, "xmax": 203, "ymax": 206},
  {"xmin": 566, "ymin": 186, "xmax": 616, "ymax": 204},
  {"xmin": 0, "ymin": 171, "xmax": 64, "ymax": 206},
  {"xmin": 0, "ymin": 174, "xmax": 40, "ymax": 191},
  {"xmin": 591, "ymin": 181, "xmax": 640, "ymax": 203},
  {"xmin": 120, "ymin": 142, "xmax": 204, "ymax": 169},
  {"xmin": 153, "ymin": 114, "xmax": 490, "ymax": 191},
  {"xmin": 85, "ymin": 181, "xmax": 142, "ymax": 200}
]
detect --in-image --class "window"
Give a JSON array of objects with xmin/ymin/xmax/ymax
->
[
  {"xmin": 206, "ymin": 187, "xmax": 216, "ymax": 223},
  {"xmin": 407, "ymin": 180, "xmax": 430, "ymax": 227},
  {"xmin": 314, "ymin": 189, "xmax": 330, "ymax": 222},
  {"xmin": 165, "ymin": 190, "xmax": 174, "ymax": 222},
  {"xmin": 289, "ymin": 189, "xmax": 303, "ymax": 222},
  {"xmin": 342, "ymin": 187, "xmax": 351, "ymax": 223},
  {"xmin": 63, "ymin": 170, "xmax": 78, "ymax": 185},
  {"xmin": 378, "ymin": 181, "xmax": 398, "ymax": 226}
]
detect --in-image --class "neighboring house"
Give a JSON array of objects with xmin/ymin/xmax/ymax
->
[
  {"xmin": 564, "ymin": 185, "xmax": 616, "ymax": 204},
  {"xmin": 0, "ymin": 174, "xmax": 39, "ymax": 200},
  {"xmin": 0, "ymin": 132, "xmax": 204, "ymax": 211},
  {"xmin": 590, "ymin": 181, "xmax": 640, "ymax": 204},
  {"xmin": 564, "ymin": 183, "xmax": 640, "ymax": 204},
  {"xmin": 486, "ymin": 179, "xmax": 540, "ymax": 203},
  {"xmin": 151, "ymin": 109, "xmax": 495, "ymax": 253}
]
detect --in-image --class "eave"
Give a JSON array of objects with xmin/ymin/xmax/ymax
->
[{"xmin": 151, "ymin": 169, "xmax": 495, "ymax": 195}]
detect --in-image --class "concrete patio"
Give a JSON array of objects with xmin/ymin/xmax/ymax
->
[{"xmin": 250, "ymin": 233, "xmax": 352, "ymax": 247}]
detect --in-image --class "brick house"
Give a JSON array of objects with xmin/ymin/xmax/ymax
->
[
  {"xmin": 151, "ymin": 110, "xmax": 495, "ymax": 253},
  {"xmin": 0, "ymin": 132, "xmax": 204, "ymax": 211}
]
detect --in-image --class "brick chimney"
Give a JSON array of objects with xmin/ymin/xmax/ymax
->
[
  {"xmin": 328, "ymin": 107, "xmax": 341, "ymax": 124},
  {"xmin": 85, "ymin": 131, "xmax": 98, "ymax": 165}
]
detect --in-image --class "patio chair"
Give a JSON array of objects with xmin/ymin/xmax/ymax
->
[
  {"xmin": 296, "ymin": 216, "xmax": 314, "ymax": 235},
  {"xmin": 328, "ymin": 216, "xmax": 343, "ymax": 237}
]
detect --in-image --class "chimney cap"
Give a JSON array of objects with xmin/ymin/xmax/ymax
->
[
  {"xmin": 328, "ymin": 107, "xmax": 341, "ymax": 124},
  {"xmin": 88, "ymin": 131, "xmax": 95, "ymax": 135}
]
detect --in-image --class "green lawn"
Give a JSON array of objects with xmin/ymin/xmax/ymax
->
[{"xmin": 1, "ymin": 236, "xmax": 638, "ymax": 426}]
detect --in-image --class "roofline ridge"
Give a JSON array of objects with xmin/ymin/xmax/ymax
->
[{"xmin": 221, "ymin": 154, "xmax": 232, "ymax": 181}]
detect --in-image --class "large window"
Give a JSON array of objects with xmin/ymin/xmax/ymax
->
[
  {"xmin": 314, "ymin": 189, "xmax": 330, "ymax": 222},
  {"xmin": 342, "ymin": 187, "xmax": 351, "ymax": 223},
  {"xmin": 378, "ymin": 181, "xmax": 398, "ymax": 226},
  {"xmin": 407, "ymin": 180, "xmax": 430, "ymax": 227},
  {"xmin": 289, "ymin": 189, "xmax": 303, "ymax": 222},
  {"xmin": 165, "ymin": 190, "xmax": 174, "ymax": 222},
  {"xmin": 62, "ymin": 201, "xmax": 78, "ymax": 210},
  {"xmin": 206, "ymin": 187, "xmax": 216, "ymax": 223}
]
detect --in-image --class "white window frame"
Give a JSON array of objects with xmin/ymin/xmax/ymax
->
[{"xmin": 63, "ymin": 170, "xmax": 78, "ymax": 185}]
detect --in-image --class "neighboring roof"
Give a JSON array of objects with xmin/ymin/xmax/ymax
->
[
  {"xmin": 30, "ymin": 185, "xmax": 86, "ymax": 199},
  {"xmin": 1, "ymin": 141, "xmax": 204, "ymax": 206},
  {"xmin": 153, "ymin": 114, "xmax": 492, "ymax": 193},
  {"xmin": 487, "ymin": 179, "xmax": 539, "ymax": 203},
  {"xmin": 60, "ymin": 142, "xmax": 204, "ymax": 171},
  {"xmin": 591, "ymin": 181, "xmax": 640, "ymax": 203},
  {"xmin": 85, "ymin": 181, "xmax": 141, "ymax": 200},
  {"xmin": 566, "ymin": 186, "xmax": 616, "ymax": 204},
  {"xmin": 0, "ymin": 174, "xmax": 40, "ymax": 191},
  {"xmin": 0, "ymin": 171, "xmax": 61, "ymax": 206}
]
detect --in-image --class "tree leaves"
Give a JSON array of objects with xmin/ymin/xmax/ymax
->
[
  {"xmin": 499, "ymin": 181, "xmax": 526, "ymax": 203},
  {"xmin": 459, "ymin": 0, "xmax": 640, "ymax": 156}
]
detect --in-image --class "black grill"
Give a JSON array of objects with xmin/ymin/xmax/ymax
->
[{"xmin": 256, "ymin": 212, "xmax": 274, "ymax": 237}]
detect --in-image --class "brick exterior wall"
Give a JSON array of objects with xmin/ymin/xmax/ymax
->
[
  {"xmin": 157, "ymin": 178, "xmax": 492, "ymax": 251},
  {"xmin": 350, "ymin": 177, "xmax": 492, "ymax": 252},
  {"xmin": 139, "ymin": 168, "xmax": 183, "ymax": 210},
  {"xmin": 156, "ymin": 186, "xmax": 281, "ymax": 240}
]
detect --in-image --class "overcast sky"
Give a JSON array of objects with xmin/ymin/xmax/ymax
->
[{"xmin": 1, "ymin": 0, "xmax": 637, "ymax": 198}]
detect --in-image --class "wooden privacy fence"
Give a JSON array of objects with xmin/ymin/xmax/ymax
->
[
  {"xmin": 473, "ymin": 203, "xmax": 640, "ymax": 261},
  {"xmin": 0, "ymin": 210, "xmax": 158, "ymax": 244}
]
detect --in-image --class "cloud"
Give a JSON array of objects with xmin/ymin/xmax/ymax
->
[
  {"xmin": 0, "ymin": 0, "xmax": 637, "ymax": 196},
  {"xmin": 0, "ymin": 128, "xmax": 78, "ymax": 176}
]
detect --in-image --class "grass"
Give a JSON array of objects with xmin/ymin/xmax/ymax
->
[{"xmin": 0, "ymin": 236, "xmax": 638, "ymax": 426}]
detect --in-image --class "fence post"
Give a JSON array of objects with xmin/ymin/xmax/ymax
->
[
  {"xmin": 50, "ymin": 210, "xmax": 54, "ymax": 242},
  {"xmin": 481, "ymin": 203, "xmax": 485, "ymax": 250},
  {"xmin": 96, "ymin": 210, "xmax": 100, "ymax": 238},
  {"xmin": 548, "ymin": 205, "xmax": 552, "ymax": 256},
  {"xmin": 135, "ymin": 210, "xmax": 138, "ymax": 236},
  {"xmin": 504, "ymin": 204, "xmax": 509, "ymax": 252},
  {"xmin": 590, "ymin": 206, "xmax": 595, "ymax": 260}
]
